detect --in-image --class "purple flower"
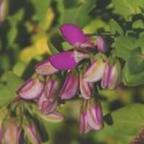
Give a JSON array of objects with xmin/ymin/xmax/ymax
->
[
  {"xmin": 101, "ymin": 61, "xmax": 121, "ymax": 89},
  {"xmin": 79, "ymin": 73, "xmax": 93, "ymax": 99},
  {"xmin": 96, "ymin": 36, "xmax": 106, "ymax": 52},
  {"xmin": 84, "ymin": 59, "xmax": 106, "ymax": 82},
  {"xmin": 60, "ymin": 71, "xmax": 79, "ymax": 100},
  {"xmin": 17, "ymin": 77, "xmax": 44, "ymax": 100},
  {"xmin": 35, "ymin": 51, "xmax": 88, "ymax": 75},
  {"xmin": 60, "ymin": 24, "xmax": 88, "ymax": 47},
  {"xmin": 79, "ymin": 99, "xmax": 104, "ymax": 134},
  {"xmin": 2, "ymin": 119, "xmax": 21, "ymax": 144},
  {"xmin": 24, "ymin": 122, "xmax": 41, "ymax": 144}
]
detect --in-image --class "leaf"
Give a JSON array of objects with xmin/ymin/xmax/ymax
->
[
  {"xmin": 31, "ymin": 0, "xmax": 51, "ymax": 21},
  {"xmin": 0, "ymin": 72, "xmax": 23, "ymax": 107},
  {"xmin": 132, "ymin": 20, "xmax": 144, "ymax": 29},
  {"xmin": 112, "ymin": 0, "xmax": 144, "ymax": 20},
  {"xmin": 113, "ymin": 36, "xmax": 138, "ymax": 60},
  {"xmin": 59, "ymin": 0, "xmax": 97, "ymax": 27},
  {"xmin": 108, "ymin": 19, "xmax": 124, "ymax": 35},
  {"xmin": 104, "ymin": 104, "xmax": 144, "ymax": 143}
]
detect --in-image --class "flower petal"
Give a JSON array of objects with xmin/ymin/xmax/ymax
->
[
  {"xmin": 84, "ymin": 60, "xmax": 105, "ymax": 82},
  {"xmin": 80, "ymin": 74, "xmax": 93, "ymax": 99},
  {"xmin": 17, "ymin": 78, "xmax": 44, "ymax": 100},
  {"xmin": 87, "ymin": 100, "xmax": 104, "ymax": 130},
  {"xmin": 96, "ymin": 36, "xmax": 106, "ymax": 52},
  {"xmin": 35, "ymin": 60, "xmax": 58, "ymax": 75},
  {"xmin": 60, "ymin": 71, "xmax": 79, "ymax": 100},
  {"xmin": 60, "ymin": 24, "xmax": 88, "ymax": 46}
]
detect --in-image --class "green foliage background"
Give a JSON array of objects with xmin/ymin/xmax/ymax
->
[{"xmin": 0, "ymin": 0, "xmax": 144, "ymax": 143}]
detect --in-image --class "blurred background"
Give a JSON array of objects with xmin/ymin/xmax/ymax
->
[{"xmin": 0, "ymin": 0, "xmax": 144, "ymax": 143}]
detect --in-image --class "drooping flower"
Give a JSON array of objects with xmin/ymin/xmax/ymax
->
[
  {"xmin": 96, "ymin": 36, "xmax": 106, "ymax": 52},
  {"xmin": 79, "ymin": 73, "xmax": 93, "ymax": 99},
  {"xmin": 38, "ymin": 76, "xmax": 59, "ymax": 114},
  {"xmin": 0, "ymin": 0, "xmax": 8, "ymax": 22},
  {"xmin": 24, "ymin": 122, "xmax": 41, "ymax": 144},
  {"xmin": 87, "ymin": 99, "xmax": 104, "ymax": 130},
  {"xmin": 2, "ymin": 119, "xmax": 21, "ymax": 144},
  {"xmin": 60, "ymin": 71, "xmax": 79, "ymax": 100},
  {"xmin": 35, "ymin": 51, "xmax": 88, "ymax": 75},
  {"xmin": 17, "ymin": 76, "xmax": 44, "ymax": 100},
  {"xmin": 101, "ymin": 60, "xmax": 121, "ymax": 89},
  {"xmin": 79, "ymin": 99, "xmax": 104, "ymax": 134},
  {"xmin": 84, "ymin": 58, "xmax": 106, "ymax": 82}
]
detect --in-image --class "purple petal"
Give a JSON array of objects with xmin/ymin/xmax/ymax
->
[
  {"xmin": 60, "ymin": 24, "xmax": 88, "ymax": 46},
  {"xmin": 17, "ymin": 78, "xmax": 44, "ymax": 100},
  {"xmin": 60, "ymin": 71, "xmax": 79, "ymax": 100},
  {"xmin": 49, "ymin": 51, "xmax": 88, "ymax": 70},
  {"xmin": 35, "ymin": 60, "xmax": 58, "ymax": 75}
]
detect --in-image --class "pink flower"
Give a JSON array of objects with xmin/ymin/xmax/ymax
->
[
  {"xmin": 79, "ymin": 99, "xmax": 103, "ymax": 134},
  {"xmin": 79, "ymin": 73, "xmax": 93, "ymax": 99},
  {"xmin": 96, "ymin": 36, "xmax": 106, "ymax": 52},
  {"xmin": 60, "ymin": 71, "xmax": 79, "ymax": 100},
  {"xmin": 17, "ymin": 77, "xmax": 44, "ymax": 100},
  {"xmin": 101, "ymin": 61, "xmax": 121, "ymax": 89},
  {"xmin": 84, "ymin": 59, "xmax": 106, "ymax": 82}
]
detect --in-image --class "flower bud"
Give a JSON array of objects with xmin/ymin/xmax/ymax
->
[
  {"xmin": 79, "ymin": 99, "xmax": 104, "ymax": 134},
  {"xmin": 84, "ymin": 59, "xmax": 106, "ymax": 82},
  {"xmin": 2, "ymin": 119, "xmax": 21, "ymax": 144},
  {"xmin": 24, "ymin": 122, "xmax": 41, "ymax": 144},
  {"xmin": 60, "ymin": 23, "xmax": 88, "ymax": 47},
  {"xmin": 96, "ymin": 36, "xmax": 106, "ymax": 52},
  {"xmin": 79, "ymin": 73, "xmax": 93, "ymax": 99},
  {"xmin": 79, "ymin": 101, "xmax": 91, "ymax": 134},
  {"xmin": 60, "ymin": 71, "xmax": 79, "ymax": 100},
  {"xmin": 0, "ymin": 0, "xmax": 8, "ymax": 23},
  {"xmin": 17, "ymin": 77, "xmax": 44, "ymax": 100},
  {"xmin": 101, "ymin": 61, "xmax": 121, "ymax": 89},
  {"xmin": 87, "ymin": 99, "xmax": 104, "ymax": 130},
  {"xmin": 38, "ymin": 92, "xmax": 58, "ymax": 114}
]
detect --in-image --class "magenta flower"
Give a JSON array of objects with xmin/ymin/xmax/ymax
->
[
  {"xmin": 60, "ymin": 71, "xmax": 79, "ymax": 100},
  {"xmin": 101, "ymin": 61, "xmax": 121, "ymax": 89},
  {"xmin": 79, "ymin": 99, "xmax": 103, "ymax": 134},
  {"xmin": 17, "ymin": 77, "xmax": 44, "ymax": 100},
  {"xmin": 35, "ymin": 51, "xmax": 88, "ymax": 75},
  {"xmin": 24, "ymin": 122, "xmax": 41, "ymax": 144},
  {"xmin": 60, "ymin": 24, "xmax": 88, "ymax": 47}
]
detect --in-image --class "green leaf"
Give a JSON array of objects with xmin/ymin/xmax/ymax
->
[
  {"xmin": 108, "ymin": 19, "xmax": 124, "ymax": 35},
  {"xmin": 132, "ymin": 20, "xmax": 144, "ymax": 29},
  {"xmin": 104, "ymin": 104, "xmax": 144, "ymax": 143},
  {"xmin": 0, "ymin": 72, "xmax": 23, "ymax": 107},
  {"xmin": 113, "ymin": 36, "xmax": 138, "ymax": 60},
  {"xmin": 59, "ymin": 0, "xmax": 97, "ymax": 27},
  {"xmin": 31, "ymin": 0, "xmax": 51, "ymax": 21},
  {"xmin": 112, "ymin": 0, "xmax": 144, "ymax": 20}
]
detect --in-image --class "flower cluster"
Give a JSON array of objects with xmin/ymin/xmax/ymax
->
[{"xmin": 1, "ymin": 23, "xmax": 121, "ymax": 143}]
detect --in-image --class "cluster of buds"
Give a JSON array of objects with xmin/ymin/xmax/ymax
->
[
  {"xmin": 0, "ymin": 116, "xmax": 43, "ymax": 144},
  {"xmin": 15, "ymin": 23, "xmax": 121, "ymax": 135}
]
